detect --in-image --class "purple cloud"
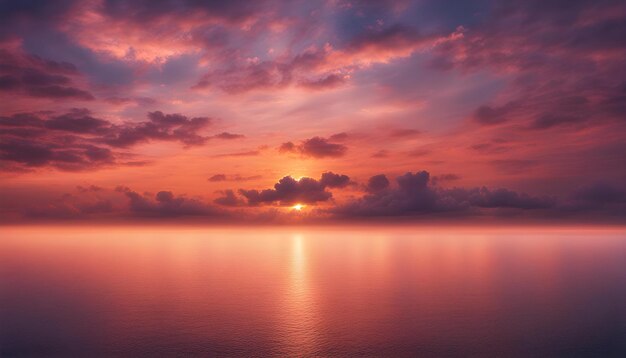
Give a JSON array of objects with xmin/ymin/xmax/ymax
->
[{"xmin": 279, "ymin": 136, "xmax": 348, "ymax": 158}]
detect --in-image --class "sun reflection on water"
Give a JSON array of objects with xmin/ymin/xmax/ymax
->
[{"xmin": 277, "ymin": 234, "xmax": 320, "ymax": 355}]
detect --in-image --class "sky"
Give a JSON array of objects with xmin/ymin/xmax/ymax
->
[{"xmin": 1, "ymin": 0, "xmax": 625, "ymax": 224}]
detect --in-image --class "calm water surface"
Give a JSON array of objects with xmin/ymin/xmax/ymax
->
[{"xmin": 1, "ymin": 226, "xmax": 625, "ymax": 357}]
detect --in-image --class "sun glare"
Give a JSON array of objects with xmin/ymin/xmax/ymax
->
[{"xmin": 292, "ymin": 204, "xmax": 305, "ymax": 211}]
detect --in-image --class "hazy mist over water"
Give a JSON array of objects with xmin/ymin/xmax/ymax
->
[{"xmin": 1, "ymin": 226, "xmax": 625, "ymax": 357}]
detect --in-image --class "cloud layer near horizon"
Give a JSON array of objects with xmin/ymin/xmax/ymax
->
[{"xmin": 2, "ymin": 170, "xmax": 625, "ymax": 223}]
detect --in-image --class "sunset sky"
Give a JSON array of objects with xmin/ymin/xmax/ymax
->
[{"xmin": 1, "ymin": 0, "xmax": 625, "ymax": 223}]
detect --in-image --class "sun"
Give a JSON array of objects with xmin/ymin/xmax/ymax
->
[{"xmin": 292, "ymin": 203, "xmax": 305, "ymax": 211}]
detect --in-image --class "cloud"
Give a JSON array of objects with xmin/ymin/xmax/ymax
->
[
  {"xmin": 471, "ymin": 142, "xmax": 511, "ymax": 155},
  {"xmin": 117, "ymin": 186, "xmax": 216, "ymax": 217},
  {"xmin": 213, "ymin": 189, "xmax": 245, "ymax": 207},
  {"xmin": 451, "ymin": 187, "xmax": 555, "ymax": 210},
  {"xmin": 236, "ymin": 172, "xmax": 351, "ymax": 206},
  {"xmin": 209, "ymin": 174, "xmax": 262, "ymax": 182},
  {"xmin": 529, "ymin": 113, "xmax": 586, "ymax": 130},
  {"xmin": 213, "ymin": 132, "xmax": 245, "ymax": 140},
  {"xmin": 102, "ymin": 111, "xmax": 212, "ymax": 147},
  {"xmin": 43, "ymin": 108, "xmax": 109, "ymax": 133},
  {"xmin": 0, "ymin": 109, "xmax": 214, "ymax": 171},
  {"xmin": 432, "ymin": 173, "xmax": 460, "ymax": 184},
  {"xmin": 329, "ymin": 132, "xmax": 349, "ymax": 141},
  {"xmin": 0, "ymin": 48, "xmax": 94, "ymax": 100},
  {"xmin": 0, "ymin": 138, "xmax": 114, "ymax": 171},
  {"xmin": 431, "ymin": 0, "xmax": 626, "ymax": 135},
  {"xmin": 4, "ymin": 171, "xmax": 624, "ymax": 223},
  {"xmin": 366, "ymin": 174, "xmax": 390, "ymax": 193},
  {"xmin": 298, "ymin": 74, "xmax": 348, "ymax": 90},
  {"xmin": 332, "ymin": 171, "xmax": 554, "ymax": 217},
  {"xmin": 472, "ymin": 104, "xmax": 511, "ymax": 126},
  {"xmin": 572, "ymin": 182, "xmax": 626, "ymax": 205},
  {"xmin": 17, "ymin": 185, "xmax": 116, "ymax": 220},
  {"xmin": 76, "ymin": 185, "xmax": 103, "ymax": 192},
  {"xmin": 208, "ymin": 174, "xmax": 227, "ymax": 182},
  {"xmin": 212, "ymin": 150, "xmax": 260, "ymax": 158},
  {"xmin": 8, "ymin": 185, "xmax": 225, "ymax": 221},
  {"xmin": 0, "ymin": 0, "xmax": 76, "ymax": 40},
  {"xmin": 27, "ymin": 85, "xmax": 94, "ymax": 100},
  {"xmin": 319, "ymin": 171, "xmax": 352, "ymax": 188},
  {"xmin": 24, "ymin": 199, "xmax": 114, "ymax": 219},
  {"xmin": 193, "ymin": 22, "xmax": 453, "ymax": 93},
  {"xmin": 279, "ymin": 136, "xmax": 348, "ymax": 158}
]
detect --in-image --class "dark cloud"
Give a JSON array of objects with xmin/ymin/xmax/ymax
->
[
  {"xmin": 104, "ymin": 96, "xmax": 157, "ymax": 106},
  {"xmin": 332, "ymin": 171, "xmax": 554, "ymax": 217},
  {"xmin": 208, "ymin": 174, "xmax": 227, "ymax": 182},
  {"xmin": 232, "ymin": 174, "xmax": 262, "ymax": 181},
  {"xmin": 0, "ymin": 108, "xmax": 109, "ymax": 134},
  {"xmin": 333, "ymin": 171, "xmax": 438, "ymax": 216},
  {"xmin": 101, "ymin": 111, "xmax": 212, "ymax": 147},
  {"xmin": 572, "ymin": 182, "xmax": 626, "ymax": 205},
  {"xmin": 24, "ymin": 199, "xmax": 113, "ymax": 219},
  {"xmin": 79, "ymin": 200, "xmax": 113, "ymax": 215},
  {"xmin": 43, "ymin": 108, "xmax": 109, "ymax": 133},
  {"xmin": 212, "ymin": 150, "xmax": 260, "ymax": 158},
  {"xmin": 117, "ymin": 186, "xmax": 216, "ymax": 217},
  {"xmin": 452, "ymin": 187, "xmax": 555, "ymax": 210},
  {"xmin": 0, "ymin": 138, "xmax": 54, "ymax": 166},
  {"xmin": 194, "ymin": 60, "xmax": 292, "ymax": 93},
  {"xmin": 347, "ymin": 24, "xmax": 424, "ymax": 53},
  {"xmin": 76, "ymin": 185, "xmax": 103, "ymax": 192},
  {"xmin": 0, "ymin": 113, "xmax": 45, "ymax": 127},
  {"xmin": 529, "ymin": 113, "xmax": 586, "ymax": 130},
  {"xmin": 237, "ymin": 172, "xmax": 352, "ymax": 206},
  {"xmin": 18, "ymin": 185, "xmax": 115, "ymax": 220},
  {"xmin": 214, "ymin": 189, "xmax": 245, "ymax": 207},
  {"xmin": 278, "ymin": 141, "xmax": 297, "ymax": 153},
  {"xmin": 555, "ymin": 182, "xmax": 626, "ymax": 220},
  {"xmin": 213, "ymin": 132, "xmax": 245, "ymax": 140},
  {"xmin": 0, "ymin": 109, "xmax": 213, "ymax": 171},
  {"xmin": 7, "ymin": 185, "xmax": 227, "ymax": 221},
  {"xmin": 27, "ymin": 85, "xmax": 94, "ymax": 100},
  {"xmin": 0, "ymin": 48, "xmax": 93, "ymax": 100},
  {"xmin": 298, "ymin": 74, "xmax": 347, "ymax": 90},
  {"xmin": 319, "ymin": 172, "xmax": 352, "ymax": 188},
  {"xmin": 431, "ymin": 0, "xmax": 626, "ymax": 134},
  {"xmin": 279, "ymin": 136, "xmax": 348, "ymax": 158},
  {"xmin": 209, "ymin": 174, "xmax": 262, "ymax": 182},
  {"xmin": 5, "ymin": 171, "xmax": 624, "ymax": 222},
  {"xmin": 239, "ymin": 176, "xmax": 331, "ymax": 206},
  {"xmin": 432, "ymin": 173, "xmax": 460, "ymax": 184},
  {"xmin": 366, "ymin": 174, "xmax": 390, "ymax": 193},
  {"xmin": 193, "ymin": 22, "xmax": 433, "ymax": 93},
  {"xmin": 101, "ymin": 0, "xmax": 265, "ymax": 25},
  {"xmin": 472, "ymin": 104, "xmax": 511, "ymax": 126},
  {"xmin": 0, "ymin": 138, "xmax": 114, "ymax": 171},
  {"xmin": 20, "ymin": 68, "xmax": 70, "ymax": 86},
  {"xmin": 471, "ymin": 142, "xmax": 511, "ymax": 155},
  {"xmin": 0, "ymin": 74, "xmax": 20, "ymax": 89},
  {"xmin": 0, "ymin": 0, "xmax": 76, "ymax": 41}
]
